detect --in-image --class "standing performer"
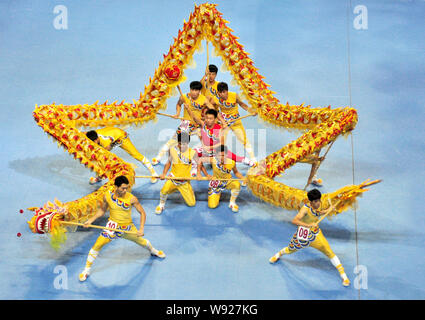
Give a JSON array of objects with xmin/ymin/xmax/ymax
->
[
  {"xmin": 198, "ymin": 145, "xmax": 245, "ymax": 213},
  {"xmin": 151, "ymin": 81, "xmax": 226, "ymax": 165},
  {"xmin": 184, "ymin": 104, "xmax": 256, "ymax": 168},
  {"xmin": 269, "ymin": 189, "xmax": 350, "ymax": 287},
  {"xmin": 200, "ymin": 64, "xmax": 220, "ymax": 104},
  {"xmin": 155, "ymin": 132, "xmax": 199, "ymax": 214},
  {"xmin": 86, "ymin": 127, "xmax": 158, "ymax": 184},
  {"xmin": 79, "ymin": 175, "xmax": 166, "ymax": 282},
  {"xmin": 215, "ymin": 82, "xmax": 257, "ymax": 162}
]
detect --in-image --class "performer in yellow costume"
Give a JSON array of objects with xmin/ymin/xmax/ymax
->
[
  {"xmin": 215, "ymin": 82, "xmax": 257, "ymax": 162},
  {"xmin": 86, "ymin": 127, "xmax": 158, "ymax": 183},
  {"xmin": 152, "ymin": 81, "xmax": 227, "ymax": 165},
  {"xmin": 198, "ymin": 145, "xmax": 245, "ymax": 213},
  {"xmin": 79, "ymin": 175, "xmax": 165, "ymax": 282},
  {"xmin": 269, "ymin": 188, "xmax": 350, "ymax": 287},
  {"xmin": 200, "ymin": 64, "xmax": 219, "ymax": 103},
  {"xmin": 155, "ymin": 132, "xmax": 199, "ymax": 214}
]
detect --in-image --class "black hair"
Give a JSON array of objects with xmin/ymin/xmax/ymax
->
[
  {"xmin": 205, "ymin": 108, "xmax": 218, "ymax": 118},
  {"xmin": 190, "ymin": 81, "xmax": 203, "ymax": 91},
  {"xmin": 307, "ymin": 189, "xmax": 322, "ymax": 202},
  {"xmin": 209, "ymin": 64, "xmax": 218, "ymax": 73},
  {"xmin": 177, "ymin": 131, "xmax": 190, "ymax": 144},
  {"xmin": 216, "ymin": 144, "xmax": 228, "ymax": 153},
  {"xmin": 114, "ymin": 175, "xmax": 129, "ymax": 187},
  {"xmin": 217, "ymin": 82, "xmax": 228, "ymax": 92},
  {"xmin": 86, "ymin": 130, "xmax": 98, "ymax": 141}
]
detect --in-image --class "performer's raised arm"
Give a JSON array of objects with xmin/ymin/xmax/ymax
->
[
  {"xmin": 236, "ymin": 94, "xmax": 257, "ymax": 116},
  {"xmin": 174, "ymin": 96, "xmax": 185, "ymax": 118}
]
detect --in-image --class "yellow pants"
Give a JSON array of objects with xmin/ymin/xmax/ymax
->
[
  {"xmin": 223, "ymin": 120, "xmax": 255, "ymax": 159},
  {"xmin": 120, "ymin": 137, "xmax": 155, "ymax": 173},
  {"xmin": 286, "ymin": 228, "xmax": 335, "ymax": 259},
  {"xmin": 161, "ymin": 180, "xmax": 196, "ymax": 207},
  {"xmin": 91, "ymin": 223, "xmax": 149, "ymax": 252},
  {"xmin": 208, "ymin": 180, "xmax": 240, "ymax": 209}
]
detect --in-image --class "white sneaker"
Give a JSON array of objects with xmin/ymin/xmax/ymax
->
[
  {"xmin": 151, "ymin": 249, "xmax": 166, "ymax": 259},
  {"xmin": 229, "ymin": 202, "xmax": 239, "ymax": 213},
  {"xmin": 155, "ymin": 204, "xmax": 164, "ymax": 215},
  {"xmin": 79, "ymin": 268, "xmax": 91, "ymax": 282},
  {"xmin": 311, "ymin": 175, "xmax": 323, "ymax": 187},
  {"xmin": 342, "ymin": 278, "xmax": 351, "ymax": 287},
  {"xmin": 269, "ymin": 253, "xmax": 280, "ymax": 264}
]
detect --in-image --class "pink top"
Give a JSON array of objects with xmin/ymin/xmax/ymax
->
[
  {"xmin": 200, "ymin": 123, "xmax": 222, "ymax": 148},
  {"xmin": 198, "ymin": 123, "xmax": 245, "ymax": 162}
]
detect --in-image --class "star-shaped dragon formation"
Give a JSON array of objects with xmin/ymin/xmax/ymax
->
[{"xmin": 28, "ymin": 3, "xmax": 380, "ymax": 247}]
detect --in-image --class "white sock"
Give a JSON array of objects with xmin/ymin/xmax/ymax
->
[
  {"xmin": 230, "ymin": 189, "xmax": 240, "ymax": 204},
  {"xmin": 278, "ymin": 247, "xmax": 290, "ymax": 256},
  {"xmin": 330, "ymin": 255, "xmax": 341, "ymax": 267},
  {"xmin": 85, "ymin": 249, "xmax": 99, "ymax": 269},
  {"xmin": 159, "ymin": 192, "xmax": 168, "ymax": 206},
  {"xmin": 145, "ymin": 239, "xmax": 160, "ymax": 255},
  {"xmin": 140, "ymin": 157, "xmax": 155, "ymax": 173},
  {"xmin": 330, "ymin": 255, "xmax": 348, "ymax": 280}
]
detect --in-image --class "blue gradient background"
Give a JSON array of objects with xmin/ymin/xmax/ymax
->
[{"xmin": 0, "ymin": 0, "xmax": 424, "ymax": 299}]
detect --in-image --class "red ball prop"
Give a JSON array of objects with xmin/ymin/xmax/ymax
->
[
  {"xmin": 164, "ymin": 63, "xmax": 182, "ymax": 81},
  {"xmin": 17, "ymin": 232, "xmax": 22, "ymax": 237}
]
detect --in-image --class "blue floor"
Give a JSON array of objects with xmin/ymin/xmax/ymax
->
[{"xmin": 1, "ymin": 0, "xmax": 424, "ymax": 300}]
